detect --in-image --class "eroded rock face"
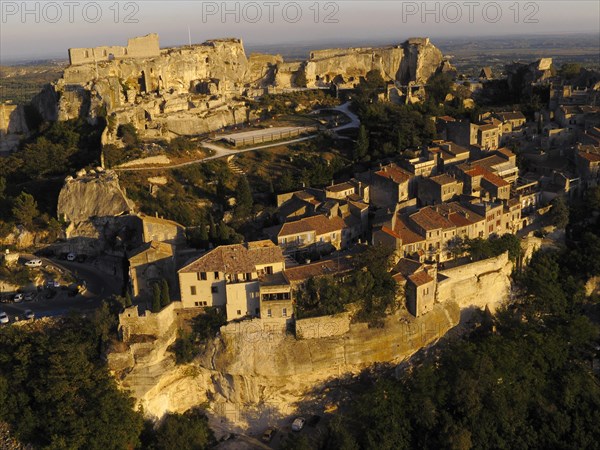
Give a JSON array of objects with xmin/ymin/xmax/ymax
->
[
  {"xmin": 57, "ymin": 169, "xmax": 134, "ymax": 224},
  {"xmin": 110, "ymin": 302, "xmax": 460, "ymax": 430},
  {"xmin": 30, "ymin": 36, "xmax": 452, "ymax": 141}
]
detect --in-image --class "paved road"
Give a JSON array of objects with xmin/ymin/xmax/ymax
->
[
  {"xmin": 114, "ymin": 102, "xmax": 360, "ymax": 172},
  {"xmin": 1, "ymin": 255, "xmax": 121, "ymax": 321}
]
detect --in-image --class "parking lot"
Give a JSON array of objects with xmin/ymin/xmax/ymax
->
[{"xmin": 0, "ymin": 254, "xmax": 121, "ymax": 325}]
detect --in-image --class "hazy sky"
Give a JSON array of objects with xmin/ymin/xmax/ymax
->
[{"xmin": 1, "ymin": 1, "xmax": 599, "ymax": 62}]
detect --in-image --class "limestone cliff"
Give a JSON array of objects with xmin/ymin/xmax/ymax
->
[
  {"xmin": 110, "ymin": 302, "xmax": 459, "ymax": 431},
  {"xmin": 29, "ymin": 36, "xmax": 452, "ymax": 141},
  {"xmin": 57, "ymin": 168, "xmax": 134, "ymax": 224}
]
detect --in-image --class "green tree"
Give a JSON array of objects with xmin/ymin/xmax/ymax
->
[
  {"xmin": 549, "ymin": 196, "xmax": 569, "ymax": 229},
  {"xmin": 151, "ymin": 283, "xmax": 162, "ymax": 313},
  {"xmin": 353, "ymin": 125, "xmax": 369, "ymax": 161},
  {"xmin": 11, "ymin": 192, "xmax": 38, "ymax": 227},
  {"xmin": 116, "ymin": 122, "xmax": 139, "ymax": 148},
  {"xmin": 0, "ymin": 316, "xmax": 144, "ymax": 448},
  {"xmin": 234, "ymin": 176, "xmax": 253, "ymax": 220},
  {"xmin": 160, "ymin": 278, "xmax": 170, "ymax": 307},
  {"xmin": 0, "ymin": 176, "xmax": 6, "ymax": 199},
  {"xmin": 152, "ymin": 408, "xmax": 214, "ymax": 450},
  {"xmin": 295, "ymin": 70, "xmax": 308, "ymax": 88},
  {"xmin": 426, "ymin": 72, "xmax": 454, "ymax": 104},
  {"xmin": 558, "ymin": 63, "xmax": 582, "ymax": 80}
]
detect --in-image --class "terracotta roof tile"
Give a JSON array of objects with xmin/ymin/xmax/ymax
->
[
  {"xmin": 410, "ymin": 207, "xmax": 455, "ymax": 231},
  {"xmin": 179, "ymin": 240, "xmax": 283, "ymax": 274},
  {"xmin": 408, "ymin": 270, "xmax": 434, "ymax": 287},
  {"xmin": 375, "ymin": 164, "xmax": 411, "ymax": 184}
]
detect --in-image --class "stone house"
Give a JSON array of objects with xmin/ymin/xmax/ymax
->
[
  {"xmin": 369, "ymin": 163, "xmax": 412, "ymax": 208},
  {"xmin": 392, "ymin": 258, "xmax": 436, "ymax": 317},
  {"xmin": 475, "ymin": 122, "xmax": 501, "ymax": 150},
  {"xmin": 178, "ymin": 240, "xmax": 285, "ymax": 321},
  {"xmin": 426, "ymin": 140, "xmax": 470, "ymax": 173},
  {"xmin": 128, "ymin": 241, "xmax": 176, "ymax": 299},
  {"xmin": 418, "ymin": 174, "xmax": 463, "ymax": 206},
  {"xmin": 409, "ymin": 206, "xmax": 457, "ymax": 262},
  {"xmin": 272, "ymin": 214, "xmax": 345, "ymax": 253},
  {"xmin": 259, "ymin": 272, "xmax": 293, "ymax": 325},
  {"xmin": 135, "ymin": 214, "xmax": 186, "ymax": 248}
]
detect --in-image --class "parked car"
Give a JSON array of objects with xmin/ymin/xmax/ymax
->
[
  {"xmin": 291, "ymin": 417, "xmax": 306, "ymax": 432},
  {"xmin": 45, "ymin": 289, "xmax": 57, "ymax": 300},
  {"xmin": 13, "ymin": 293, "xmax": 23, "ymax": 303},
  {"xmin": 0, "ymin": 312, "xmax": 9, "ymax": 324},
  {"xmin": 261, "ymin": 428, "xmax": 276, "ymax": 442},
  {"xmin": 76, "ymin": 254, "xmax": 87, "ymax": 263},
  {"xmin": 24, "ymin": 310, "xmax": 35, "ymax": 320},
  {"xmin": 46, "ymin": 280, "xmax": 60, "ymax": 289},
  {"xmin": 24, "ymin": 259, "xmax": 43, "ymax": 268},
  {"xmin": 67, "ymin": 253, "xmax": 76, "ymax": 261},
  {"xmin": 24, "ymin": 292, "xmax": 35, "ymax": 302}
]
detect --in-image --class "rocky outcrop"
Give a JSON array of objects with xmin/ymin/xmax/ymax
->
[
  {"xmin": 304, "ymin": 37, "xmax": 452, "ymax": 88},
  {"xmin": 57, "ymin": 168, "xmax": 134, "ymax": 224},
  {"xmin": 506, "ymin": 58, "xmax": 554, "ymax": 95},
  {"xmin": 110, "ymin": 302, "xmax": 460, "ymax": 430},
  {"xmin": 30, "ymin": 35, "xmax": 452, "ymax": 141}
]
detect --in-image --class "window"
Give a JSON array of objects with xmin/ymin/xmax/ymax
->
[
  {"xmin": 237, "ymin": 310, "xmax": 241, "ymax": 315},
  {"xmin": 265, "ymin": 266, "xmax": 273, "ymax": 275},
  {"xmin": 282, "ymin": 308, "xmax": 287, "ymax": 317},
  {"xmin": 200, "ymin": 272, "xmax": 207, "ymax": 280},
  {"xmin": 211, "ymin": 286, "xmax": 218, "ymax": 294},
  {"xmin": 190, "ymin": 286, "xmax": 197, "ymax": 295},
  {"xmin": 214, "ymin": 271, "xmax": 219, "ymax": 280},
  {"xmin": 246, "ymin": 272, "xmax": 251, "ymax": 281},
  {"xmin": 267, "ymin": 309, "xmax": 272, "ymax": 318},
  {"xmin": 255, "ymin": 308, "xmax": 260, "ymax": 315},
  {"xmin": 194, "ymin": 301, "xmax": 200, "ymax": 307}
]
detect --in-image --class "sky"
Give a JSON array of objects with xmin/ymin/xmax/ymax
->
[{"xmin": 1, "ymin": 1, "xmax": 599, "ymax": 62}]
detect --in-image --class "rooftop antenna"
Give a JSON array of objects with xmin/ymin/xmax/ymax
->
[{"xmin": 188, "ymin": 26, "xmax": 192, "ymax": 47}]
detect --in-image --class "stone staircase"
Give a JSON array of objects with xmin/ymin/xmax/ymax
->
[{"xmin": 227, "ymin": 156, "xmax": 245, "ymax": 175}]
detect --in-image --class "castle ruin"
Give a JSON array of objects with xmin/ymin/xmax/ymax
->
[{"xmin": 68, "ymin": 33, "xmax": 160, "ymax": 66}]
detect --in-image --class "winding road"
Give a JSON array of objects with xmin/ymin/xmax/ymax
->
[{"xmin": 113, "ymin": 102, "xmax": 360, "ymax": 172}]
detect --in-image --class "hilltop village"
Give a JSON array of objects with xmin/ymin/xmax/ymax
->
[
  {"xmin": 1, "ymin": 32, "xmax": 599, "ymax": 334},
  {"xmin": 0, "ymin": 33, "xmax": 599, "ymax": 444}
]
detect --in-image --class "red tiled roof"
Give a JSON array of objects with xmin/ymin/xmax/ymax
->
[
  {"xmin": 393, "ymin": 258, "xmax": 423, "ymax": 277},
  {"xmin": 465, "ymin": 166, "xmax": 510, "ymax": 188},
  {"xmin": 393, "ymin": 215, "xmax": 426, "ymax": 245},
  {"xmin": 180, "ymin": 240, "xmax": 283, "ymax": 273},
  {"xmin": 284, "ymin": 255, "xmax": 355, "ymax": 282},
  {"xmin": 410, "ymin": 207, "xmax": 455, "ymax": 232},
  {"xmin": 430, "ymin": 174, "xmax": 457, "ymax": 186},
  {"xmin": 279, "ymin": 215, "xmax": 345, "ymax": 237},
  {"xmin": 375, "ymin": 164, "xmax": 411, "ymax": 184},
  {"xmin": 408, "ymin": 270, "xmax": 434, "ymax": 287}
]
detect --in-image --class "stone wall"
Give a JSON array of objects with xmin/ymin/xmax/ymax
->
[
  {"xmin": 118, "ymin": 302, "xmax": 182, "ymax": 342},
  {"xmin": 68, "ymin": 33, "xmax": 160, "ymax": 66},
  {"xmin": 295, "ymin": 312, "xmax": 351, "ymax": 339},
  {"xmin": 437, "ymin": 252, "xmax": 512, "ymax": 312}
]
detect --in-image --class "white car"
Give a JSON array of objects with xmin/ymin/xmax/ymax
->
[
  {"xmin": 0, "ymin": 312, "xmax": 9, "ymax": 324},
  {"xmin": 24, "ymin": 259, "xmax": 42, "ymax": 268},
  {"xmin": 13, "ymin": 293, "xmax": 23, "ymax": 303},
  {"xmin": 46, "ymin": 280, "xmax": 60, "ymax": 289},
  {"xmin": 67, "ymin": 253, "xmax": 76, "ymax": 261},
  {"xmin": 291, "ymin": 417, "xmax": 306, "ymax": 432}
]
